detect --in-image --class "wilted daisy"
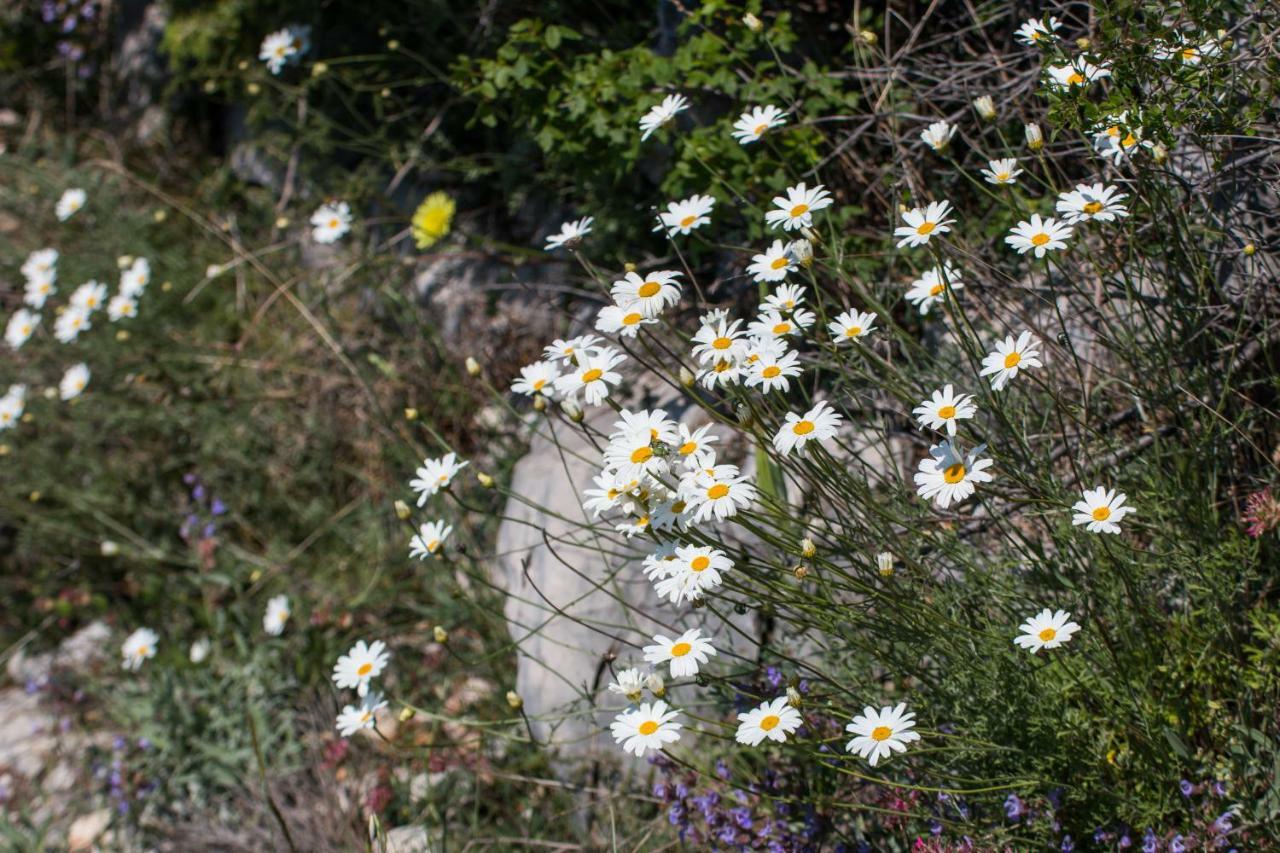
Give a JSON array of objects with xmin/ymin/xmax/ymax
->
[
  {"xmin": 54, "ymin": 306, "xmax": 91, "ymax": 343},
  {"xmin": 611, "ymin": 700, "xmax": 682, "ymax": 757},
  {"xmin": 979, "ymin": 331, "xmax": 1043, "ymax": 390},
  {"xmin": 108, "ymin": 294, "xmax": 138, "ymax": 322},
  {"xmin": 56, "ymin": 188, "xmax": 87, "ymax": 222},
  {"xmin": 409, "ymin": 452, "xmax": 469, "ymax": 505},
  {"xmin": 764, "ymin": 283, "xmax": 808, "ymax": 314},
  {"xmin": 1155, "ymin": 36, "xmax": 1220, "ymax": 66},
  {"xmin": 263, "ymin": 595, "xmax": 291, "ymax": 636},
  {"xmin": 829, "ymin": 310, "xmax": 877, "ymax": 344},
  {"xmin": 1015, "ymin": 16, "xmax": 1061, "ymax": 45},
  {"xmin": 981, "ymin": 158, "xmax": 1023, "ymax": 185},
  {"xmin": 409, "ymin": 520, "xmax": 453, "ymax": 559},
  {"xmin": 1072, "ymin": 486, "xmax": 1135, "ymax": 534},
  {"xmin": 1048, "ymin": 58, "xmax": 1110, "ymax": 89},
  {"xmin": 638, "ymin": 93, "xmax": 689, "ymax": 141},
  {"xmin": 544, "ymin": 216, "xmax": 593, "ymax": 251},
  {"xmin": 684, "ymin": 463, "xmax": 756, "ymax": 522},
  {"xmin": 1006, "ymin": 214, "xmax": 1072, "ymax": 257},
  {"xmin": 773, "ymin": 400, "xmax": 842, "ymax": 456},
  {"xmin": 6, "ymin": 309, "xmax": 38, "ymax": 350},
  {"xmin": 59, "ymin": 363, "xmax": 90, "ymax": 400},
  {"xmin": 691, "ymin": 315, "xmax": 748, "ymax": 365},
  {"xmin": 913, "ymin": 385, "xmax": 976, "ymax": 436},
  {"xmin": 920, "ymin": 120, "xmax": 955, "ymax": 152},
  {"xmin": 972, "ymin": 95, "xmax": 997, "ymax": 121},
  {"xmin": 611, "ymin": 270, "xmax": 682, "ymax": 318},
  {"xmin": 643, "ymin": 628, "xmax": 716, "ymax": 678},
  {"xmin": 914, "ymin": 440, "xmax": 994, "ymax": 509},
  {"xmin": 582, "ymin": 470, "xmax": 639, "ymax": 518},
  {"xmin": 553, "ymin": 346, "xmax": 626, "ymax": 406},
  {"xmin": 332, "ymin": 639, "xmax": 390, "ymax": 697},
  {"xmin": 658, "ymin": 194, "xmax": 715, "ymax": 236},
  {"xmin": 765, "ymin": 183, "xmax": 833, "ymax": 232},
  {"xmin": 698, "ymin": 357, "xmax": 745, "ymax": 390},
  {"xmin": 311, "ymin": 202, "xmax": 352, "ymax": 244},
  {"xmin": 744, "ymin": 339, "xmax": 802, "ymax": 394},
  {"xmin": 653, "ymin": 544, "xmax": 733, "ymax": 605},
  {"xmin": 70, "ymin": 281, "xmax": 108, "ymax": 313},
  {"xmin": 258, "ymin": 26, "xmax": 309, "ymax": 74},
  {"xmin": 1014, "ymin": 608, "xmax": 1080, "ymax": 654},
  {"xmin": 411, "ymin": 192, "xmax": 455, "ymax": 249},
  {"xmin": 906, "ymin": 263, "xmax": 964, "ymax": 314},
  {"xmin": 845, "ymin": 703, "xmax": 920, "ymax": 767},
  {"xmin": 121, "ymin": 627, "xmax": 159, "ymax": 671},
  {"xmin": 1056, "ymin": 183, "xmax": 1129, "ymax": 224},
  {"xmin": 336, "ymin": 693, "xmax": 387, "ymax": 738},
  {"xmin": 894, "ymin": 200, "xmax": 954, "ymax": 248},
  {"xmin": 511, "ymin": 361, "xmax": 561, "ymax": 398},
  {"xmin": 747, "ymin": 240, "xmax": 797, "ymax": 283},
  {"xmin": 1094, "ymin": 123, "xmax": 1152, "ymax": 166},
  {"xmin": 608, "ymin": 668, "xmax": 647, "ymax": 702},
  {"xmin": 736, "ymin": 696, "xmax": 803, "ymax": 747},
  {"xmin": 732, "ymin": 105, "xmax": 788, "ymax": 144}
]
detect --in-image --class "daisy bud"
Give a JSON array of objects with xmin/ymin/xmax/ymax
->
[
  {"xmin": 249, "ymin": 569, "xmax": 262, "ymax": 583},
  {"xmin": 794, "ymin": 232, "xmax": 818, "ymax": 254},
  {"xmin": 433, "ymin": 625, "xmax": 448, "ymax": 644},
  {"xmin": 1024, "ymin": 122, "xmax": 1043, "ymax": 151},
  {"xmin": 465, "ymin": 357, "xmax": 481, "ymax": 377},
  {"xmin": 153, "ymin": 209, "xmax": 167, "ymax": 223},
  {"xmin": 42, "ymin": 387, "xmax": 57, "ymax": 400},
  {"xmin": 189, "ymin": 638, "xmax": 210, "ymax": 663},
  {"xmin": 380, "ymin": 88, "xmax": 391, "ymax": 98},
  {"xmin": 972, "ymin": 95, "xmax": 997, "ymax": 121},
  {"xmin": 312, "ymin": 62, "xmax": 329, "ymax": 77},
  {"xmin": 786, "ymin": 685, "xmax": 802, "ymax": 708},
  {"xmin": 28, "ymin": 491, "xmax": 40, "ymax": 502},
  {"xmin": 1243, "ymin": 243, "xmax": 1256, "ymax": 256},
  {"xmin": 398, "ymin": 705, "xmax": 415, "ymax": 722},
  {"xmin": 1151, "ymin": 143, "xmax": 1168, "ymax": 165},
  {"xmin": 735, "ymin": 404, "xmax": 754, "ymax": 428},
  {"xmin": 100, "ymin": 540, "xmax": 119, "ymax": 557},
  {"xmin": 1075, "ymin": 37, "xmax": 1090, "ymax": 50},
  {"xmin": 274, "ymin": 216, "xmax": 289, "ymax": 229},
  {"xmin": 237, "ymin": 60, "xmax": 250, "ymax": 71},
  {"xmin": 476, "ymin": 471, "xmax": 496, "ymax": 488},
  {"xmin": 0, "ymin": 445, "xmax": 9, "ymax": 456},
  {"xmin": 793, "ymin": 564, "xmax": 809, "ymax": 579},
  {"xmin": 161, "ymin": 281, "xmax": 173, "ymax": 291},
  {"xmin": 386, "ymin": 40, "xmax": 400, "ymax": 51},
  {"xmin": 206, "ymin": 264, "xmax": 223, "ymax": 279},
  {"xmin": 801, "ymin": 538, "xmax": 816, "ymax": 558},
  {"xmin": 22, "ymin": 412, "xmax": 34, "ymax": 422},
  {"xmin": 117, "ymin": 255, "xmax": 134, "ymax": 269},
  {"xmin": 679, "ymin": 366, "xmax": 696, "ymax": 387},
  {"xmin": 743, "ymin": 12, "xmax": 763, "ymax": 32},
  {"xmin": 506, "ymin": 690, "xmax": 523, "ymax": 710},
  {"xmin": 394, "ymin": 499, "xmax": 411, "ymax": 520},
  {"xmin": 533, "ymin": 395, "xmax": 547, "ymax": 411},
  {"xmin": 115, "ymin": 330, "xmax": 130, "ymax": 342},
  {"xmin": 691, "ymin": 596, "xmax": 707, "ymax": 609},
  {"xmin": 623, "ymin": 262, "xmax": 637, "ymax": 273},
  {"xmin": 246, "ymin": 82, "xmax": 261, "ymax": 96},
  {"xmin": 202, "ymin": 80, "xmax": 217, "ymax": 94},
  {"xmin": 876, "ymin": 551, "xmax": 894, "ymax": 577},
  {"xmin": 404, "ymin": 407, "xmax": 418, "ymax": 421},
  {"xmin": 645, "ymin": 672, "xmax": 665, "ymax": 698},
  {"xmin": 858, "ymin": 29, "xmax": 877, "ymax": 46},
  {"xmin": 560, "ymin": 398, "xmax": 584, "ymax": 423}
]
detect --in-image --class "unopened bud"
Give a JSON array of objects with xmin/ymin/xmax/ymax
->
[
  {"xmin": 386, "ymin": 40, "xmax": 400, "ymax": 51},
  {"xmin": 394, "ymin": 499, "xmax": 411, "ymax": 520},
  {"xmin": 274, "ymin": 216, "xmax": 289, "ymax": 229},
  {"xmin": 858, "ymin": 29, "xmax": 877, "ymax": 46},
  {"xmin": 735, "ymin": 404, "xmax": 754, "ymax": 428},
  {"xmin": 312, "ymin": 61, "xmax": 329, "ymax": 77},
  {"xmin": 793, "ymin": 564, "xmax": 809, "ymax": 579},
  {"xmin": 117, "ymin": 255, "xmax": 134, "ymax": 269},
  {"xmin": 1075, "ymin": 37, "xmax": 1090, "ymax": 50},
  {"xmin": 645, "ymin": 672, "xmax": 665, "ymax": 698},
  {"xmin": 404, "ymin": 407, "xmax": 418, "ymax": 421},
  {"xmin": 152, "ymin": 210, "xmax": 167, "ymax": 223},
  {"xmin": 399, "ymin": 705, "xmax": 415, "ymax": 722},
  {"xmin": 465, "ymin": 357, "xmax": 481, "ymax": 377},
  {"xmin": 161, "ymin": 281, "xmax": 173, "ymax": 291},
  {"xmin": 506, "ymin": 690, "xmax": 523, "ymax": 710},
  {"xmin": 115, "ymin": 330, "xmax": 130, "ymax": 342},
  {"xmin": 876, "ymin": 551, "xmax": 894, "ymax": 577},
  {"xmin": 433, "ymin": 625, "xmax": 448, "ymax": 643},
  {"xmin": 28, "ymin": 491, "xmax": 40, "ymax": 502},
  {"xmin": 100, "ymin": 540, "xmax": 120, "ymax": 556},
  {"xmin": 1243, "ymin": 243, "xmax": 1256, "ymax": 256},
  {"xmin": 786, "ymin": 685, "xmax": 802, "ymax": 708},
  {"xmin": 743, "ymin": 12, "xmax": 763, "ymax": 32},
  {"xmin": 1024, "ymin": 123, "xmax": 1043, "ymax": 151},
  {"xmin": 533, "ymin": 395, "xmax": 547, "ymax": 411},
  {"xmin": 1151, "ymin": 143, "xmax": 1168, "ymax": 165},
  {"xmin": 801, "ymin": 538, "xmax": 816, "ymax": 558},
  {"xmin": 246, "ymin": 82, "xmax": 261, "ymax": 96},
  {"xmin": 972, "ymin": 95, "xmax": 996, "ymax": 121},
  {"xmin": 560, "ymin": 398, "xmax": 584, "ymax": 423}
]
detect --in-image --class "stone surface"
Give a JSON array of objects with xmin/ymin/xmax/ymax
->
[
  {"xmin": 384, "ymin": 825, "xmax": 436, "ymax": 852},
  {"xmin": 67, "ymin": 808, "xmax": 112, "ymax": 851}
]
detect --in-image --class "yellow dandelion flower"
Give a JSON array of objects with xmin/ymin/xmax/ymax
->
[{"xmin": 411, "ymin": 192, "xmax": 456, "ymax": 249}]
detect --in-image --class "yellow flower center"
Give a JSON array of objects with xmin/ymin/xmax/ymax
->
[
  {"xmin": 916, "ymin": 221, "xmax": 936, "ymax": 236},
  {"xmin": 638, "ymin": 720, "xmax": 659, "ymax": 735},
  {"xmin": 671, "ymin": 500, "xmax": 686, "ymax": 513},
  {"xmin": 789, "ymin": 203, "xmax": 809, "ymax": 218},
  {"xmin": 714, "ymin": 360, "xmax": 732, "ymax": 374},
  {"xmin": 996, "ymin": 172, "xmax": 1010, "ymax": 181},
  {"xmin": 1039, "ymin": 627, "xmax": 1057, "ymax": 642},
  {"xmin": 759, "ymin": 715, "xmax": 780, "ymax": 731},
  {"xmin": 426, "ymin": 539, "xmax": 440, "ymax": 552},
  {"xmin": 638, "ymin": 281, "xmax": 662, "ymax": 298},
  {"xmin": 712, "ymin": 336, "xmax": 732, "ymax": 350},
  {"xmin": 943, "ymin": 463, "xmax": 966, "ymax": 484},
  {"xmin": 793, "ymin": 420, "xmax": 815, "ymax": 435},
  {"xmin": 707, "ymin": 483, "xmax": 729, "ymax": 500},
  {"xmin": 679, "ymin": 215, "xmax": 697, "ymax": 228},
  {"xmin": 929, "ymin": 284, "xmax": 944, "ymax": 297},
  {"xmin": 1181, "ymin": 48, "xmax": 1198, "ymax": 61},
  {"xmin": 532, "ymin": 379, "xmax": 546, "ymax": 391},
  {"xmin": 357, "ymin": 663, "xmax": 374, "ymax": 676},
  {"xmin": 622, "ymin": 312, "xmax": 643, "ymax": 326},
  {"xmin": 870, "ymin": 725, "xmax": 893, "ymax": 741},
  {"xmin": 581, "ymin": 368, "xmax": 603, "ymax": 382},
  {"xmin": 753, "ymin": 123, "xmax": 768, "ymax": 137},
  {"xmin": 773, "ymin": 322, "xmax": 792, "ymax": 335},
  {"xmin": 137, "ymin": 645, "xmax": 149, "ymax": 657},
  {"xmin": 937, "ymin": 405, "xmax": 956, "ymax": 419},
  {"xmin": 328, "ymin": 218, "xmax": 340, "ymax": 228},
  {"xmin": 762, "ymin": 366, "xmax": 781, "ymax": 379},
  {"xmin": 1030, "ymin": 31, "xmax": 1042, "ymax": 41},
  {"xmin": 1092, "ymin": 506, "xmax": 1111, "ymax": 521},
  {"xmin": 630, "ymin": 447, "xmax": 653, "ymax": 464},
  {"xmin": 670, "ymin": 642, "xmax": 692, "ymax": 657},
  {"xmin": 770, "ymin": 256, "xmax": 790, "ymax": 270},
  {"xmin": 1003, "ymin": 352, "xmax": 1022, "ymax": 369},
  {"xmin": 1067, "ymin": 72, "xmax": 1085, "ymax": 85},
  {"xmin": 845, "ymin": 326, "xmax": 862, "ymax": 337},
  {"xmin": 360, "ymin": 710, "xmax": 373, "ymax": 723},
  {"xmin": 690, "ymin": 556, "xmax": 711, "ymax": 572},
  {"xmin": 1083, "ymin": 201, "xmax": 1103, "ymax": 214},
  {"xmin": 1121, "ymin": 133, "xmax": 1138, "ymax": 148},
  {"xmin": 678, "ymin": 441, "xmax": 697, "ymax": 455},
  {"xmin": 1031, "ymin": 232, "xmax": 1051, "ymax": 247}
]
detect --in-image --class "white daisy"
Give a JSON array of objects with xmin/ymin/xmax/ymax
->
[
  {"xmin": 0, "ymin": 385, "xmax": 27, "ymax": 431},
  {"xmin": 652, "ymin": 544, "xmax": 732, "ymax": 605},
  {"xmin": 332, "ymin": 639, "xmax": 391, "ymax": 697},
  {"xmin": 913, "ymin": 440, "xmax": 994, "ymax": 509},
  {"xmin": 70, "ymin": 281, "xmax": 108, "ymax": 313},
  {"xmin": 263, "ymin": 594, "xmax": 291, "ymax": 636},
  {"xmin": 1055, "ymin": 183, "xmax": 1129, "ymax": 224},
  {"xmin": 21, "ymin": 248, "xmax": 58, "ymax": 283},
  {"xmin": 657, "ymin": 194, "xmax": 715, "ymax": 236},
  {"xmin": 610, "ymin": 700, "xmax": 682, "ymax": 757},
  {"xmin": 672, "ymin": 423, "xmax": 719, "ymax": 469},
  {"xmin": 920, "ymin": 120, "xmax": 955, "ymax": 152},
  {"xmin": 844, "ymin": 702, "xmax": 920, "ymax": 767},
  {"xmin": 698, "ymin": 356, "xmax": 745, "ymax": 390},
  {"xmin": 543, "ymin": 334, "xmax": 603, "ymax": 366},
  {"xmin": 553, "ymin": 346, "xmax": 626, "ymax": 406},
  {"xmin": 684, "ymin": 465, "xmax": 756, "ymax": 523},
  {"xmin": 765, "ymin": 183, "xmax": 833, "ymax": 232},
  {"xmin": 582, "ymin": 470, "xmax": 639, "ymax": 518},
  {"xmin": 639, "ymin": 94, "xmax": 690, "ymax": 141},
  {"xmin": 59, "ymin": 363, "xmax": 90, "ymax": 400},
  {"xmin": 905, "ymin": 263, "xmax": 964, "ymax": 315},
  {"xmin": 1006, "ymin": 214, "xmax": 1073, "ymax": 257},
  {"xmin": 56, "ymin": 188, "xmax": 86, "ymax": 222},
  {"xmin": 336, "ymin": 693, "xmax": 387, "ymax": 738},
  {"xmin": 24, "ymin": 275, "xmax": 57, "ymax": 309},
  {"xmin": 744, "ymin": 340, "xmax": 802, "ymax": 394},
  {"xmin": 121, "ymin": 627, "xmax": 159, "ymax": 671},
  {"xmin": 747, "ymin": 240, "xmax": 798, "ymax": 283},
  {"xmin": 772, "ymin": 400, "xmax": 842, "ymax": 456},
  {"xmin": 1154, "ymin": 36, "xmax": 1220, "ymax": 66},
  {"xmin": 107, "ymin": 294, "xmax": 138, "ymax": 322},
  {"xmin": 409, "ymin": 452, "xmax": 469, "ymax": 505},
  {"xmin": 643, "ymin": 628, "xmax": 716, "ymax": 678},
  {"xmin": 311, "ymin": 201, "xmax": 352, "ymax": 244},
  {"xmin": 894, "ymin": 200, "xmax": 954, "ymax": 248},
  {"xmin": 736, "ymin": 696, "xmax": 803, "ymax": 746},
  {"xmin": 6, "ymin": 309, "xmax": 39, "ymax": 350},
  {"xmin": 511, "ymin": 361, "xmax": 561, "ymax": 398},
  {"xmin": 912, "ymin": 385, "xmax": 976, "ymax": 436},
  {"xmin": 595, "ymin": 303, "xmax": 655, "ymax": 338},
  {"xmin": 409, "ymin": 520, "xmax": 453, "ymax": 559},
  {"xmin": 54, "ymin": 306, "xmax": 92, "ymax": 343},
  {"xmin": 981, "ymin": 158, "xmax": 1023, "ymax": 185},
  {"xmin": 610, "ymin": 270, "xmax": 682, "ymax": 318},
  {"xmin": 828, "ymin": 310, "xmax": 877, "ymax": 344},
  {"xmin": 1071, "ymin": 486, "xmax": 1135, "ymax": 534},
  {"xmin": 691, "ymin": 315, "xmax": 748, "ymax": 365},
  {"xmin": 259, "ymin": 27, "xmax": 302, "ymax": 75},
  {"xmin": 732, "ymin": 105, "xmax": 788, "ymax": 145},
  {"xmin": 544, "ymin": 216, "xmax": 593, "ymax": 251},
  {"xmin": 1014, "ymin": 16, "xmax": 1060, "ymax": 46},
  {"xmin": 763, "ymin": 283, "xmax": 807, "ymax": 314},
  {"xmin": 979, "ymin": 331, "xmax": 1043, "ymax": 390},
  {"xmin": 607, "ymin": 668, "xmax": 646, "ymax": 702},
  {"xmin": 1048, "ymin": 58, "xmax": 1110, "ymax": 89},
  {"xmin": 1014, "ymin": 609, "xmax": 1081, "ymax": 654},
  {"xmin": 746, "ymin": 309, "xmax": 807, "ymax": 341}
]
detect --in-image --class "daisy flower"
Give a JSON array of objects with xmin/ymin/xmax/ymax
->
[
  {"xmin": 336, "ymin": 693, "xmax": 387, "ymax": 738},
  {"xmin": 905, "ymin": 263, "xmax": 964, "ymax": 315},
  {"xmin": 920, "ymin": 120, "xmax": 955, "ymax": 152},
  {"xmin": 653, "ymin": 544, "xmax": 733, "ymax": 605},
  {"xmin": 332, "ymin": 639, "xmax": 390, "ymax": 697},
  {"xmin": 981, "ymin": 158, "xmax": 1023, "ymax": 185},
  {"xmin": 1071, "ymin": 486, "xmax": 1135, "ymax": 534},
  {"xmin": 544, "ymin": 216, "xmax": 593, "ymax": 251},
  {"xmin": 1015, "ymin": 16, "xmax": 1060, "ymax": 46},
  {"xmin": 24, "ymin": 276, "xmax": 56, "ymax": 309},
  {"xmin": 409, "ymin": 452, "xmax": 469, "ymax": 505},
  {"xmin": 543, "ymin": 334, "xmax": 603, "ymax": 366},
  {"xmin": 108, "ymin": 294, "xmax": 138, "ymax": 322},
  {"xmin": 684, "ymin": 465, "xmax": 757, "ymax": 523},
  {"xmin": 553, "ymin": 346, "xmax": 626, "ymax": 406},
  {"xmin": 829, "ymin": 310, "xmax": 877, "ymax": 344},
  {"xmin": 1056, "ymin": 183, "xmax": 1129, "ymax": 224},
  {"xmin": 70, "ymin": 281, "xmax": 108, "ymax": 313},
  {"xmin": 1048, "ymin": 58, "xmax": 1110, "ymax": 89},
  {"xmin": 59, "ymin": 363, "xmax": 90, "ymax": 400},
  {"xmin": 765, "ymin": 183, "xmax": 833, "ymax": 232},
  {"xmin": 56, "ymin": 188, "xmax": 86, "ymax": 222},
  {"xmin": 409, "ymin": 520, "xmax": 453, "ymax": 559},
  {"xmin": 912, "ymin": 385, "xmax": 976, "ymax": 436},
  {"xmin": 259, "ymin": 27, "xmax": 308, "ymax": 74},
  {"xmin": 54, "ymin": 306, "xmax": 91, "ymax": 343},
  {"xmin": 1014, "ymin": 608, "xmax": 1081, "ymax": 654},
  {"xmin": 732, "ymin": 105, "xmax": 787, "ymax": 144},
  {"xmin": 658, "ymin": 194, "xmax": 715, "ymax": 236},
  {"xmin": 772, "ymin": 400, "xmax": 843, "ymax": 456},
  {"xmin": 582, "ymin": 470, "xmax": 639, "ymax": 517},
  {"xmin": 596, "ymin": 303, "xmax": 656, "ymax": 338},
  {"xmin": 691, "ymin": 316, "xmax": 748, "ymax": 365},
  {"xmin": 913, "ymin": 440, "xmax": 994, "ymax": 509},
  {"xmin": 748, "ymin": 240, "xmax": 797, "ymax": 283},
  {"xmin": 1155, "ymin": 36, "xmax": 1220, "ymax": 66},
  {"xmin": 611, "ymin": 407, "xmax": 679, "ymax": 445},
  {"xmin": 120, "ymin": 258, "xmax": 150, "ymax": 298},
  {"xmin": 511, "ymin": 361, "xmax": 561, "ymax": 398},
  {"xmin": 845, "ymin": 703, "xmax": 920, "ymax": 766},
  {"xmin": 607, "ymin": 668, "xmax": 647, "ymax": 702},
  {"xmin": 746, "ymin": 309, "xmax": 808, "ymax": 341},
  {"xmin": 894, "ymin": 201, "xmax": 954, "ymax": 248},
  {"xmin": 744, "ymin": 340, "xmax": 802, "ymax": 394},
  {"xmin": 21, "ymin": 248, "xmax": 58, "ymax": 283},
  {"xmin": 121, "ymin": 627, "xmax": 158, "ymax": 671},
  {"xmin": 6, "ymin": 309, "xmax": 39, "ymax": 350},
  {"xmin": 673, "ymin": 422, "xmax": 719, "ymax": 468},
  {"xmin": 698, "ymin": 357, "xmax": 745, "ymax": 390},
  {"xmin": 610, "ymin": 270, "xmax": 682, "ymax": 318},
  {"xmin": 639, "ymin": 94, "xmax": 689, "ymax": 141},
  {"xmin": 979, "ymin": 331, "xmax": 1043, "ymax": 390},
  {"xmin": 764, "ymin": 283, "xmax": 807, "ymax": 314},
  {"xmin": 610, "ymin": 700, "xmax": 682, "ymax": 757},
  {"xmin": 263, "ymin": 594, "xmax": 291, "ymax": 636},
  {"xmin": 643, "ymin": 628, "xmax": 716, "ymax": 678},
  {"xmin": 604, "ymin": 428, "xmax": 670, "ymax": 483},
  {"xmin": 736, "ymin": 696, "xmax": 803, "ymax": 747},
  {"xmin": 0, "ymin": 385, "xmax": 26, "ymax": 431},
  {"xmin": 311, "ymin": 202, "xmax": 353, "ymax": 244},
  {"xmin": 1006, "ymin": 214, "xmax": 1072, "ymax": 257}
]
